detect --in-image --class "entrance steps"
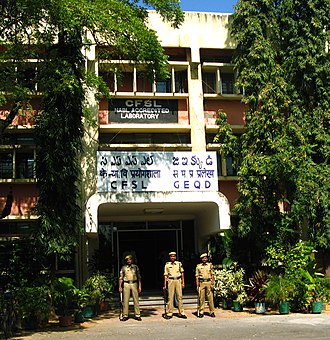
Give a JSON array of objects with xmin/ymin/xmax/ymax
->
[{"xmin": 111, "ymin": 289, "xmax": 199, "ymax": 309}]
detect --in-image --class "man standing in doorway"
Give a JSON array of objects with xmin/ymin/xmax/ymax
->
[
  {"xmin": 163, "ymin": 251, "xmax": 187, "ymax": 319},
  {"xmin": 195, "ymin": 253, "xmax": 215, "ymax": 318},
  {"xmin": 119, "ymin": 254, "xmax": 142, "ymax": 321}
]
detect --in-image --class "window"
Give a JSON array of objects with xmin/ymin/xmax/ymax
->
[
  {"xmin": 0, "ymin": 149, "xmax": 35, "ymax": 179},
  {"xmin": 117, "ymin": 72, "xmax": 133, "ymax": 92},
  {"xmin": 221, "ymin": 73, "xmax": 235, "ymax": 94},
  {"xmin": 16, "ymin": 152, "xmax": 34, "ymax": 179},
  {"xmin": 206, "ymin": 133, "xmax": 218, "ymax": 144},
  {"xmin": 156, "ymin": 79, "xmax": 172, "ymax": 93},
  {"xmin": 137, "ymin": 76, "xmax": 153, "ymax": 92},
  {"xmin": 216, "ymin": 152, "xmax": 238, "ymax": 177},
  {"xmin": 19, "ymin": 67, "xmax": 37, "ymax": 91},
  {"xmin": 174, "ymin": 70, "xmax": 188, "ymax": 93},
  {"xmin": 0, "ymin": 152, "xmax": 13, "ymax": 179},
  {"xmin": 217, "ymin": 153, "xmax": 222, "ymax": 176},
  {"xmin": 226, "ymin": 155, "xmax": 237, "ymax": 176},
  {"xmin": 99, "ymin": 71, "xmax": 115, "ymax": 92},
  {"xmin": 0, "ymin": 221, "xmax": 36, "ymax": 236},
  {"xmin": 202, "ymin": 72, "xmax": 216, "ymax": 94},
  {"xmin": 99, "ymin": 63, "xmax": 188, "ymax": 94}
]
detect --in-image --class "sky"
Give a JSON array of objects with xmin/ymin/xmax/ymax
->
[{"xmin": 179, "ymin": 0, "xmax": 238, "ymax": 13}]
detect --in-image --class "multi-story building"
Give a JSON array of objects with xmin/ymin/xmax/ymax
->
[{"xmin": 0, "ymin": 11, "xmax": 246, "ymax": 288}]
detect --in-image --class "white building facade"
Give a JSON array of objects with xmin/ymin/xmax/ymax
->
[{"xmin": 80, "ymin": 11, "xmax": 244, "ymax": 288}]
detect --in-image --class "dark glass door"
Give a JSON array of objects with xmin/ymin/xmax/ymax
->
[{"xmin": 118, "ymin": 230, "xmax": 177, "ymax": 289}]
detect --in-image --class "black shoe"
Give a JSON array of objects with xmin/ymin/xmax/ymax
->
[
  {"xmin": 210, "ymin": 313, "xmax": 215, "ymax": 318},
  {"xmin": 198, "ymin": 314, "xmax": 204, "ymax": 318},
  {"xmin": 121, "ymin": 316, "xmax": 128, "ymax": 321},
  {"xmin": 163, "ymin": 314, "xmax": 172, "ymax": 319},
  {"xmin": 179, "ymin": 314, "xmax": 187, "ymax": 319},
  {"xmin": 135, "ymin": 316, "xmax": 142, "ymax": 321}
]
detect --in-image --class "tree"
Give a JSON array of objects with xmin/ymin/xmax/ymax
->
[
  {"xmin": 224, "ymin": 0, "xmax": 330, "ymax": 258},
  {"xmin": 0, "ymin": 0, "xmax": 183, "ymax": 258}
]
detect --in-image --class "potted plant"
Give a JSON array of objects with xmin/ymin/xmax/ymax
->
[
  {"xmin": 300, "ymin": 269, "xmax": 325, "ymax": 314},
  {"xmin": 214, "ymin": 263, "xmax": 247, "ymax": 312},
  {"xmin": 247, "ymin": 270, "xmax": 268, "ymax": 314},
  {"xmin": 319, "ymin": 278, "xmax": 330, "ymax": 311},
  {"xmin": 233, "ymin": 291, "xmax": 248, "ymax": 312},
  {"xmin": 77, "ymin": 287, "xmax": 96, "ymax": 318},
  {"xmin": 16, "ymin": 284, "xmax": 52, "ymax": 329},
  {"xmin": 82, "ymin": 272, "xmax": 115, "ymax": 314},
  {"xmin": 52, "ymin": 277, "xmax": 79, "ymax": 326},
  {"xmin": 214, "ymin": 265, "xmax": 233, "ymax": 309},
  {"xmin": 265, "ymin": 274, "xmax": 295, "ymax": 314},
  {"xmin": 229, "ymin": 265, "xmax": 248, "ymax": 312}
]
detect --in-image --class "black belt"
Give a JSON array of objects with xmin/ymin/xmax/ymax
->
[
  {"xmin": 199, "ymin": 278, "xmax": 211, "ymax": 282},
  {"xmin": 124, "ymin": 280, "xmax": 137, "ymax": 284},
  {"xmin": 168, "ymin": 276, "xmax": 181, "ymax": 280}
]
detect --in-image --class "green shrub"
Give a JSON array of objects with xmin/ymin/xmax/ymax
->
[
  {"xmin": 82, "ymin": 272, "xmax": 116, "ymax": 306},
  {"xmin": 214, "ymin": 263, "xmax": 248, "ymax": 305},
  {"xmin": 16, "ymin": 284, "xmax": 52, "ymax": 326},
  {"xmin": 265, "ymin": 274, "xmax": 295, "ymax": 305},
  {"xmin": 52, "ymin": 277, "xmax": 79, "ymax": 316}
]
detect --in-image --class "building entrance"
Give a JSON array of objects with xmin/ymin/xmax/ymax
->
[
  {"xmin": 117, "ymin": 230, "xmax": 177, "ymax": 289},
  {"xmin": 98, "ymin": 220, "xmax": 196, "ymax": 290}
]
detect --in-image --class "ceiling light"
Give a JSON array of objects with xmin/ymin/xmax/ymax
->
[{"xmin": 143, "ymin": 208, "xmax": 164, "ymax": 215}]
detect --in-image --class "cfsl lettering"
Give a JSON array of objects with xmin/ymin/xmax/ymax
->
[{"xmin": 125, "ymin": 99, "xmax": 162, "ymax": 108}]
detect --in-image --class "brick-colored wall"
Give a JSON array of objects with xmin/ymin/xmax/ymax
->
[{"xmin": 204, "ymin": 100, "xmax": 247, "ymax": 125}]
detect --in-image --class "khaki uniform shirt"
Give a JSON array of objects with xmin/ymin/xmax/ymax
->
[
  {"xmin": 195, "ymin": 262, "xmax": 214, "ymax": 280},
  {"xmin": 120, "ymin": 264, "xmax": 141, "ymax": 282},
  {"xmin": 164, "ymin": 261, "xmax": 184, "ymax": 278}
]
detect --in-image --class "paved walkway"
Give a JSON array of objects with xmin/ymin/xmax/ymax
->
[{"xmin": 11, "ymin": 307, "xmax": 330, "ymax": 340}]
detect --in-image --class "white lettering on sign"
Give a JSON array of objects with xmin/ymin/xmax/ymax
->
[
  {"xmin": 97, "ymin": 152, "xmax": 218, "ymax": 192},
  {"xmin": 109, "ymin": 99, "xmax": 178, "ymax": 123},
  {"xmin": 125, "ymin": 99, "xmax": 162, "ymax": 108}
]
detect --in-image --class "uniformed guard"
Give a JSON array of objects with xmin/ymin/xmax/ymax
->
[
  {"xmin": 195, "ymin": 253, "xmax": 215, "ymax": 318},
  {"xmin": 119, "ymin": 254, "xmax": 142, "ymax": 321},
  {"xmin": 163, "ymin": 251, "xmax": 187, "ymax": 319}
]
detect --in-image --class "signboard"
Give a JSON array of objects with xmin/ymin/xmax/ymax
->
[
  {"xmin": 108, "ymin": 99, "xmax": 178, "ymax": 123},
  {"xmin": 97, "ymin": 151, "xmax": 218, "ymax": 192}
]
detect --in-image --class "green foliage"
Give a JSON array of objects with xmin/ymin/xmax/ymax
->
[
  {"xmin": 265, "ymin": 274, "xmax": 296, "ymax": 304},
  {"xmin": 0, "ymin": 0, "xmax": 183, "ymax": 259},
  {"xmin": 214, "ymin": 110, "xmax": 239, "ymax": 158},
  {"xmin": 15, "ymin": 284, "xmax": 52, "ymax": 325},
  {"xmin": 228, "ymin": 0, "xmax": 330, "ymax": 256},
  {"xmin": 299, "ymin": 268, "xmax": 325, "ymax": 304},
  {"xmin": 81, "ymin": 272, "xmax": 116, "ymax": 306},
  {"xmin": 265, "ymin": 240, "xmax": 327, "ymax": 310},
  {"xmin": 265, "ymin": 240, "xmax": 315, "ymax": 277},
  {"xmin": 0, "ymin": 237, "xmax": 49, "ymax": 288},
  {"xmin": 52, "ymin": 277, "xmax": 80, "ymax": 316},
  {"xmin": 207, "ymin": 230, "xmax": 233, "ymax": 265},
  {"xmin": 247, "ymin": 270, "xmax": 268, "ymax": 303},
  {"xmin": 214, "ymin": 263, "xmax": 248, "ymax": 304},
  {"xmin": 319, "ymin": 278, "xmax": 330, "ymax": 303}
]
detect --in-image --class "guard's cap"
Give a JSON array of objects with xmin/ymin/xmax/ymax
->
[
  {"xmin": 200, "ymin": 253, "xmax": 208, "ymax": 258},
  {"xmin": 125, "ymin": 255, "xmax": 133, "ymax": 260},
  {"xmin": 169, "ymin": 251, "xmax": 176, "ymax": 256}
]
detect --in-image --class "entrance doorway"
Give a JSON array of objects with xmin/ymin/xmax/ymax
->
[
  {"xmin": 98, "ymin": 220, "xmax": 196, "ymax": 290},
  {"xmin": 118, "ymin": 230, "xmax": 177, "ymax": 289}
]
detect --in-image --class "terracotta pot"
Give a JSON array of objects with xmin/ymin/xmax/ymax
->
[
  {"xmin": 59, "ymin": 315, "xmax": 73, "ymax": 327},
  {"xmin": 99, "ymin": 300, "xmax": 109, "ymax": 312}
]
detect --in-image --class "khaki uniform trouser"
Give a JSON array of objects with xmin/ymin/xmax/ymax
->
[
  {"xmin": 167, "ymin": 278, "xmax": 184, "ymax": 316},
  {"xmin": 198, "ymin": 281, "xmax": 215, "ymax": 314},
  {"xmin": 123, "ymin": 282, "xmax": 140, "ymax": 317}
]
